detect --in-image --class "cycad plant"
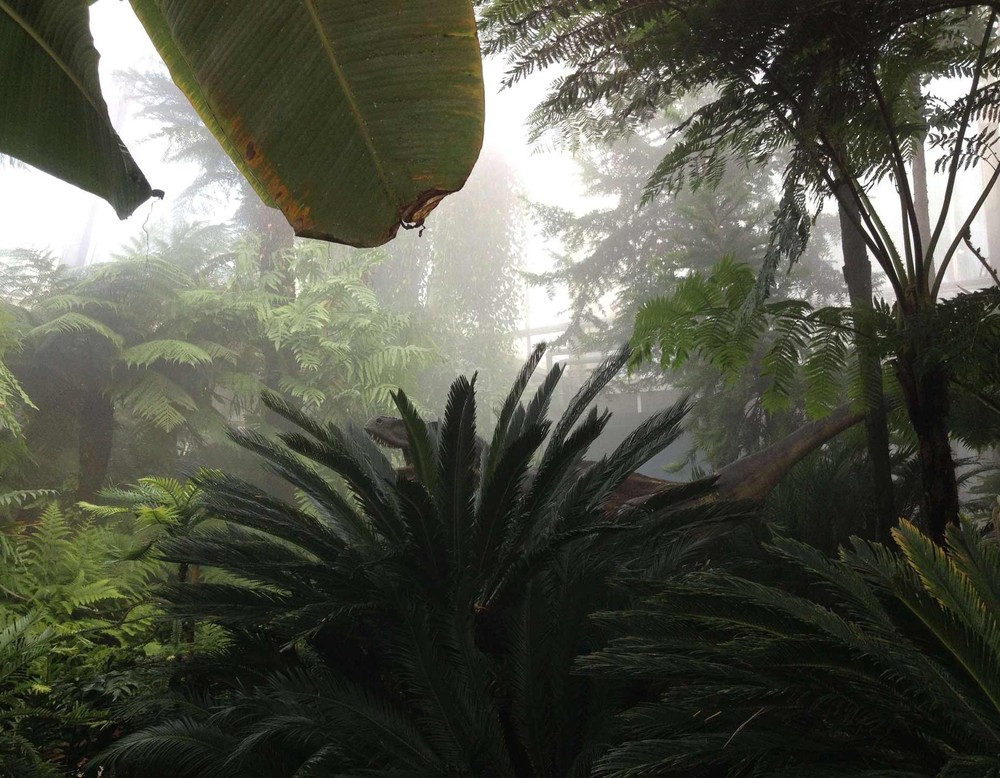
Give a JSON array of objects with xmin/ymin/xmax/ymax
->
[
  {"xmin": 584, "ymin": 520, "xmax": 1000, "ymax": 777},
  {"xmin": 97, "ymin": 344, "xmax": 734, "ymax": 777}
]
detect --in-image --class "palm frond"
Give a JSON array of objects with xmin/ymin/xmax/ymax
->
[{"xmin": 103, "ymin": 351, "xmax": 732, "ymax": 775}]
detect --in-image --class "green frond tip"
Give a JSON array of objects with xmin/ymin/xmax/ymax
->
[
  {"xmin": 0, "ymin": 489, "xmax": 58, "ymax": 512},
  {"xmin": 116, "ymin": 372, "xmax": 198, "ymax": 431},
  {"xmin": 392, "ymin": 388, "xmax": 439, "ymax": 493},
  {"xmin": 122, "ymin": 339, "xmax": 215, "ymax": 368},
  {"xmin": 25, "ymin": 312, "xmax": 124, "ymax": 349}
]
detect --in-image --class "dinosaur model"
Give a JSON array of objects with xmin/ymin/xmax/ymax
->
[
  {"xmin": 365, "ymin": 403, "xmax": 865, "ymax": 507},
  {"xmin": 365, "ymin": 416, "xmax": 486, "ymax": 465}
]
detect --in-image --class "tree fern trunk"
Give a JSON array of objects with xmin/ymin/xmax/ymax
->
[
  {"xmin": 76, "ymin": 390, "xmax": 114, "ymax": 501},
  {"xmin": 901, "ymin": 111, "xmax": 959, "ymax": 542},
  {"xmin": 256, "ymin": 207, "xmax": 295, "ymax": 391},
  {"xmin": 178, "ymin": 561, "xmax": 198, "ymax": 645},
  {"xmin": 896, "ymin": 354, "xmax": 959, "ymax": 544},
  {"xmin": 836, "ymin": 185, "xmax": 896, "ymax": 542},
  {"xmin": 912, "ymin": 138, "xmax": 932, "ymax": 253}
]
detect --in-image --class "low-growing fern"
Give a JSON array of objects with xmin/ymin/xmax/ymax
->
[{"xmin": 0, "ymin": 504, "xmax": 174, "ymax": 773}]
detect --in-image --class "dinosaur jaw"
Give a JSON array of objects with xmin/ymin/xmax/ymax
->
[
  {"xmin": 365, "ymin": 427, "xmax": 399, "ymax": 449},
  {"xmin": 364, "ymin": 416, "xmax": 409, "ymax": 451}
]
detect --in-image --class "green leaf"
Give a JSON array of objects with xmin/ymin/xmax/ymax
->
[
  {"xmin": 129, "ymin": 0, "xmax": 485, "ymax": 247},
  {"xmin": 122, "ymin": 339, "xmax": 214, "ymax": 368},
  {"xmin": 115, "ymin": 371, "xmax": 198, "ymax": 431},
  {"xmin": 24, "ymin": 311, "xmax": 124, "ymax": 348},
  {"xmin": 0, "ymin": 1, "xmax": 152, "ymax": 217}
]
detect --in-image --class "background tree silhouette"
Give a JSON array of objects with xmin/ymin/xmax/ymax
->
[{"xmin": 479, "ymin": 0, "xmax": 1000, "ymax": 541}]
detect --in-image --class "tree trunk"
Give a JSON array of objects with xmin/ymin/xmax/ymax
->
[
  {"xmin": 911, "ymin": 75, "xmax": 934, "ymax": 283},
  {"xmin": 836, "ymin": 185, "xmax": 896, "ymax": 542},
  {"xmin": 906, "ymin": 125, "xmax": 959, "ymax": 541},
  {"xmin": 912, "ymin": 139, "xmax": 932, "ymax": 252},
  {"xmin": 76, "ymin": 390, "xmax": 114, "ymax": 501},
  {"xmin": 256, "ymin": 206, "xmax": 295, "ymax": 391},
  {"xmin": 177, "ymin": 560, "xmax": 200, "ymax": 646},
  {"xmin": 896, "ymin": 354, "xmax": 960, "ymax": 544}
]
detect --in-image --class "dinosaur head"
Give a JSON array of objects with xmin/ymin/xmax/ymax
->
[{"xmin": 364, "ymin": 415, "xmax": 410, "ymax": 450}]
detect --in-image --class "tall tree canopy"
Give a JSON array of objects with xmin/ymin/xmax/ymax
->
[
  {"xmin": 528, "ymin": 116, "xmax": 846, "ymax": 468},
  {"xmin": 480, "ymin": 0, "xmax": 1000, "ymax": 541}
]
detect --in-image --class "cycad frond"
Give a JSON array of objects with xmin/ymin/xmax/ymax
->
[
  {"xmin": 487, "ymin": 341, "xmax": 547, "ymax": 473},
  {"xmin": 96, "ymin": 717, "xmax": 247, "ymax": 778},
  {"xmin": 436, "ymin": 375, "xmax": 479, "ymax": 578},
  {"xmin": 586, "ymin": 519, "xmax": 1000, "ymax": 776},
  {"xmin": 391, "ymin": 388, "xmax": 440, "ymax": 492},
  {"xmin": 103, "ymin": 346, "xmax": 735, "ymax": 775}
]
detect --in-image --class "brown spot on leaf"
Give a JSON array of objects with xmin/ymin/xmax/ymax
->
[
  {"xmin": 246, "ymin": 142, "xmax": 256, "ymax": 160},
  {"xmin": 400, "ymin": 188, "xmax": 454, "ymax": 228}
]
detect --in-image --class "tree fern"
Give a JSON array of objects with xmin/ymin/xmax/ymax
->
[
  {"xmin": 0, "ymin": 346, "xmax": 33, "ymax": 442},
  {"xmin": 115, "ymin": 371, "xmax": 199, "ymax": 432},
  {"xmin": 480, "ymin": 0, "xmax": 1000, "ymax": 537},
  {"xmin": 632, "ymin": 258, "xmax": 866, "ymax": 420},
  {"xmin": 1, "ymin": 227, "xmax": 442, "ymax": 495},
  {"xmin": 24, "ymin": 311, "xmax": 125, "ymax": 349},
  {"xmin": 121, "ymin": 339, "xmax": 217, "ymax": 369}
]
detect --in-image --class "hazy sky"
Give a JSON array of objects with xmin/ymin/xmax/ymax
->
[
  {"xmin": 0, "ymin": 1, "xmax": 586, "ymax": 334},
  {"xmin": 1, "ymin": 2, "xmax": 991, "ymax": 332},
  {"xmin": 1, "ymin": 7, "xmax": 581, "ymax": 249}
]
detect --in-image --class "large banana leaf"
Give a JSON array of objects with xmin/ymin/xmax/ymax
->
[
  {"xmin": 0, "ymin": 0, "xmax": 153, "ymax": 218},
  {"xmin": 130, "ymin": 0, "xmax": 485, "ymax": 247}
]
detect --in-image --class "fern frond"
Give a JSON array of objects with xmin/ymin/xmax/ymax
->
[
  {"xmin": 24, "ymin": 312, "xmax": 124, "ymax": 348},
  {"xmin": 121, "ymin": 339, "xmax": 215, "ymax": 368}
]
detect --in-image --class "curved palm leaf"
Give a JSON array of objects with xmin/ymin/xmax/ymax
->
[
  {"xmin": 0, "ymin": 1, "xmax": 152, "ymax": 217},
  {"xmin": 130, "ymin": 0, "xmax": 485, "ymax": 246}
]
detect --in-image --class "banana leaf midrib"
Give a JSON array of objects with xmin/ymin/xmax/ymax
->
[
  {"xmin": 301, "ymin": 0, "xmax": 396, "ymax": 207},
  {"xmin": 1, "ymin": 1, "xmax": 103, "ymax": 116}
]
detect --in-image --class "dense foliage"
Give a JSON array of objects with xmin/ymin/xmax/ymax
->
[
  {"xmin": 94, "ymin": 345, "xmax": 737, "ymax": 776},
  {"xmin": 527, "ymin": 118, "xmax": 843, "ymax": 350},
  {"xmin": 0, "ymin": 506, "xmax": 170, "ymax": 774},
  {"xmin": 479, "ymin": 0, "xmax": 1000, "ymax": 539},
  {"xmin": 584, "ymin": 520, "xmax": 1000, "ymax": 777},
  {"xmin": 0, "ymin": 233, "xmax": 432, "ymax": 497},
  {"xmin": 129, "ymin": 65, "xmax": 525, "ymax": 413},
  {"xmin": 2, "ymin": 3, "xmax": 1000, "ymax": 776}
]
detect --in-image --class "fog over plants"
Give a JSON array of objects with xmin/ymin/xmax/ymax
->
[{"xmin": 2, "ymin": 1, "xmax": 1000, "ymax": 775}]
